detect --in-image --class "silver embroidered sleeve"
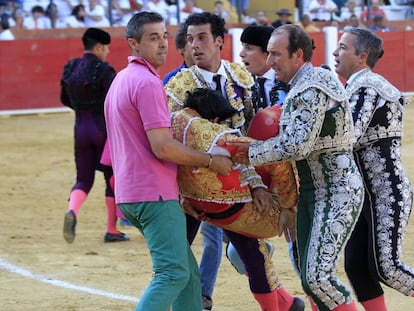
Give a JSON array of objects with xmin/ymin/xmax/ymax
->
[
  {"xmin": 248, "ymin": 90, "xmax": 330, "ymax": 167},
  {"xmin": 239, "ymin": 165, "xmax": 267, "ymax": 190}
]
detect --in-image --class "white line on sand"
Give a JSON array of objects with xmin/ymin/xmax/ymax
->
[{"xmin": 0, "ymin": 258, "xmax": 139, "ymax": 303}]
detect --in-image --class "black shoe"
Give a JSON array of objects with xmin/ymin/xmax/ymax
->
[
  {"xmin": 63, "ymin": 210, "xmax": 77, "ymax": 243},
  {"xmin": 104, "ymin": 232, "xmax": 130, "ymax": 243},
  {"xmin": 202, "ymin": 295, "xmax": 212, "ymax": 311},
  {"xmin": 288, "ymin": 297, "xmax": 305, "ymax": 311}
]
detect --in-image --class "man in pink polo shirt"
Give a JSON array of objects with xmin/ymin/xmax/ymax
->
[{"xmin": 104, "ymin": 11, "xmax": 232, "ymax": 311}]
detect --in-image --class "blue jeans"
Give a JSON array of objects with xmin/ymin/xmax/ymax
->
[
  {"xmin": 199, "ymin": 222, "xmax": 223, "ymax": 298},
  {"xmin": 119, "ymin": 200, "xmax": 202, "ymax": 311},
  {"xmin": 230, "ymin": 0, "xmax": 249, "ymax": 10}
]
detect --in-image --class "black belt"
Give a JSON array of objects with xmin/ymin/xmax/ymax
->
[{"xmin": 204, "ymin": 202, "xmax": 245, "ymax": 220}]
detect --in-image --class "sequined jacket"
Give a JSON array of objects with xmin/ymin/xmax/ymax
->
[
  {"xmin": 346, "ymin": 69, "xmax": 407, "ymax": 151},
  {"xmin": 249, "ymin": 63, "xmax": 355, "ymax": 166},
  {"xmin": 165, "ymin": 61, "xmax": 255, "ymax": 132},
  {"xmin": 60, "ymin": 53, "xmax": 115, "ymax": 114},
  {"xmin": 165, "ymin": 61, "xmax": 266, "ymax": 189}
]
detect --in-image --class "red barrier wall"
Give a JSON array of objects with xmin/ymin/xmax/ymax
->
[
  {"xmin": 0, "ymin": 30, "xmax": 412, "ymax": 111},
  {"xmin": 0, "ymin": 35, "xmax": 232, "ymax": 110}
]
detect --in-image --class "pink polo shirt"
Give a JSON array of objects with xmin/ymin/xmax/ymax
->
[{"xmin": 104, "ymin": 56, "xmax": 179, "ymax": 204}]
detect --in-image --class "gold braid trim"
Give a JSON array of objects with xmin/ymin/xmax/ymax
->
[
  {"xmin": 165, "ymin": 62, "xmax": 255, "ymax": 132},
  {"xmin": 171, "ymin": 109, "xmax": 253, "ymax": 203},
  {"xmin": 258, "ymin": 239, "xmax": 280, "ymax": 290},
  {"xmin": 165, "ymin": 68, "xmax": 199, "ymax": 113}
]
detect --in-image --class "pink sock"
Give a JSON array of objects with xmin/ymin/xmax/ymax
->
[
  {"xmin": 308, "ymin": 296, "xmax": 319, "ymax": 311},
  {"xmin": 332, "ymin": 301, "xmax": 358, "ymax": 311},
  {"xmin": 68, "ymin": 189, "xmax": 87, "ymax": 217},
  {"xmin": 276, "ymin": 286, "xmax": 294, "ymax": 311},
  {"xmin": 108, "ymin": 175, "xmax": 126, "ymax": 220},
  {"xmin": 109, "ymin": 175, "xmax": 115, "ymax": 190},
  {"xmin": 361, "ymin": 295, "xmax": 388, "ymax": 311},
  {"xmin": 106, "ymin": 196, "xmax": 119, "ymax": 234},
  {"xmin": 252, "ymin": 290, "xmax": 279, "ymax": 311}
]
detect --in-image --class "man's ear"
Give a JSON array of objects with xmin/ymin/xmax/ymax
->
[
  {"xmin": 293, "ymin": 48, "xmax": 304, "ymax": 65},
  {"xmin": 216, "ymin": 35, "xmax": 224, "ymax": 49},
  {"xmin": 359, "ymin": 51, "xmax": 369, "ymax": 65},
  {"xmin": 127, "ymin": 37, "xmax": 139, "ymax": 50},
  {"xmin": 93, "ymin": 42, "xmax": 103, "ymax": 52}
]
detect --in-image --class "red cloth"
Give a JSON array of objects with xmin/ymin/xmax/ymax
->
[{"xmin": 247, "ymin": 106, "xmax": 282, "ymax": 187}]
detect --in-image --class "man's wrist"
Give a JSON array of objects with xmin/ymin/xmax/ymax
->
[{"xmin": 206, "ymin": 153, "xmax": 213, "ymax": 168}]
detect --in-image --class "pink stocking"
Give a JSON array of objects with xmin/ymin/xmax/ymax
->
[
  {"xmin": 276, "ymin": 286, "xmax": 294, "ymax": 311},
  {"xmin": 332, "ymin": 301, "xmax": 358, "ymax": 311},
  {"xmin": 106, "ymin": 196, "xmax": 119, "ymax": 234},
  {"xmin": 308, "ymin": 296, "xmax": 319, "ymax": 311},
  {"xmin": 361, "ymin": 295, "xmax": 388, "ymax": 311},
  {"xmin": 68, "ymin": 189, "xmax": 87, "ymax": 217},
  {"xmin": 252, "ymin": 290, "xmax": 279, "ymax": 311}
]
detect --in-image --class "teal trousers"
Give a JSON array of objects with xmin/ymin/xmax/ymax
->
[{"xmin": 120, "ymin": 199, "xmax": 202, "ymax": 311}]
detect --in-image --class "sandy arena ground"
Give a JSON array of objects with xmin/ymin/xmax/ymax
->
[{"xmin": 1, "ymin": 104, "xmax": 414, "ymax": 311}]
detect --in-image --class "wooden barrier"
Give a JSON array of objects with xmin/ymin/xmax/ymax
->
[{"xmin": 0, "ymin": 27, "xmax": 413, "ymax": 110}]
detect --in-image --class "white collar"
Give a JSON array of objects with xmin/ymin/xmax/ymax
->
[{"xmin": 196, "ymin": 61, "xmax": 227, "ymax": 83}]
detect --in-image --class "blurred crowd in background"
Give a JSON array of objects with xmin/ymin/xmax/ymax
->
[{"xmin": 0, "ymin": 0, "xmax": 407, "ymax": 40}]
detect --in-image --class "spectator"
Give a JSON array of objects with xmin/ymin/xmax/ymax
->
[
  {"xmin": 251, "ymin": 10, "xmax": 271, "ymax": 26},
  {"xmin": 53, "ymin": 0, "xmax": 76, "ymax": 27},
  {"xmin": 64, "ymin": 4, "xmax": 86, "ymax": 28},
  {"xmin": 271, "ymin": 8, "xmax": 292, "ymax": 28},
  {"xmin": 339, "ymin": 0, "xmax": 361, "ymax": 21},
  {"xmin": 212, "ymin": 0, "xmax": 229, "ymax": 24},
  {"xmin": 110, "ymin": 0, "xmax": 136, "ymax": 26},
  {"xmin": 308, "ymin": 0, "xmax": 339, "ymax": 21},
  {"xmin": 10, "ymin": 8, "xmax": 25, "ymax": 29},
  {"xmin": 23, "ymin": 5, "xmax": 52, "ymax": 29},
  {"xmin": 23, "ymin": 0, "xmax": 49, "ymax": 15},
  {"xmin": 180, "ymin": 0, "xmax": 203, "ymax": 21},
  {"xmin": 163, "ymin": 22, "xmax": 192, "ymax": 84},
  {"xmin": 45, "ymin": 2, "xmax": 64, "ymax": 28},
  {"xmin": 360, "ymin": 0, "xmax": 386, "ymax": 22},
  {"xmin": 296, "ymin": 13, "xmax": 321, "ymax": 32},
  {"xmin": 0, "ymin": 13, "xmax": 14, "ymax": 40},
  {"xmin": 85, "ymin": 0, "xmax": 110, "ymax": 27},
  {"xmin": 0, "ymin": 0, "xmax": 14, "ymax": 18},
  {"xmin": 143, "ymin": 0, "xmax": 170, "ymax": 23},
  {"xmin": 369, "ymin": 14, "xmax": 392, "ymax": 31},
  {"xmin": 230, "ymin": 0, "xmax": 249, "ymax": 16},
  {"xmin": 343, "ymin": 13, "xmax": 368, "ymax": 29}
]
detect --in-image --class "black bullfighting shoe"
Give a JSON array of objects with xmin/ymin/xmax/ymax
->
[
  {"xmin": 104, "ymin": 232, "xmax": 130, "ymax": 243},
  {"xmin": 289, "ymin": 296, "xmax": 305, "ymax": 311},
  {"xmin": 63, "ymin": 210, "xmax": 77, "ymax": 243}
]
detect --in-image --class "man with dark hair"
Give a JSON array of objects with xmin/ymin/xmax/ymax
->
[
  {"xmin": 333, "ymin": 26, "xmax": 414, "ymax": 311},
  {"xmin": 240, "ymin": 25, "xmax": 289, "ymax": 110},
  {"xmin": 163, "ymin": 22, "xmax": 193, "ymax": 84},
  {"xmin": 231, "ymin": 24, "xmax": 364, "ymax": 311},
  {"xmin": 166, "ymin": 12, "xmax": 303, "ymax": 311},
  {"xmin": 104, "ymin": 12, "xmax": 232, "ymax": 311},
  {"xmin": 61, "ymin": 27, "xmax": 128, "ymax": 244}
]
